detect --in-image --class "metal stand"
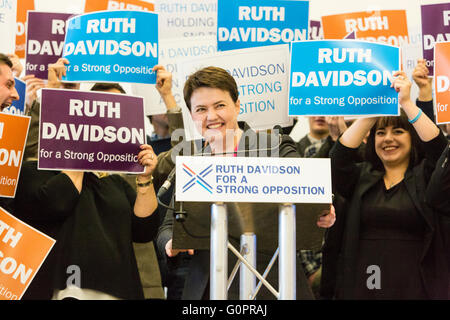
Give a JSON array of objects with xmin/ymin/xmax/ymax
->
[
  {"xmin": 239, "ymin": 233, "xmax": 256, "ymax": 300},
  {"xmin": 210, "ymin": 203, "xmax": 228, "ymax": 300},
  {"xmin": 210, "ymin": 202, "xmax": 297, "ymax": 300},
  {"xmin": 278, "ymin": 204, "xmax": 296, "ymax": 300}
]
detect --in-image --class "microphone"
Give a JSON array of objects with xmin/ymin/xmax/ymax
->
[{"xmin": 157, "ymin": 167, "xmax": 176, "ymax": 199}]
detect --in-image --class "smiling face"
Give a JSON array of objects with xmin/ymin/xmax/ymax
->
[
  {"xmin": 190, "ymin": 87, "xmax": 240, "ymax": 144},
  {"xmin": 375, "ymin": 125, "xmax": 412, "ymax": 168},
  {"xmin": 0, "ymin": 64, "xmax": 19, "ymax": 111}
]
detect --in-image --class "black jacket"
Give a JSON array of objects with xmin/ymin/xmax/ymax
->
[{"xmin": 329, "ymin": 132, "xmax": 449, "ymax": 299}]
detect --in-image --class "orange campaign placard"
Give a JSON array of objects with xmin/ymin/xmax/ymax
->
[
  {"xmin": 15, "ymin": 0, "xmax": 35, "ymax": 59},
  {"xmin": 434, "ymin": 42, "xmax": 450, "ymax": 124},
  {"xmin": 0, "ymin": 113, "xmax": 30, "ymax": 198},
  {"xmin": 0, "ymin": 207, "xmax": 55, "ymax": 300},
  {"xmin": 322, "ymin": 10, "xmax": 409, "ymax": 47},
  {"xmin": 84, "ymin": 0, "xmax": 155, "ymax": 12}
]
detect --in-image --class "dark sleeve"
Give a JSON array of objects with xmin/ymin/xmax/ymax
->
[
  {"xmin": 416, "ymin": 99, "xmax": 435, "ymax": 123},
  {"xmin": 329, "ymin": 139, "xmax": 363, "ymax": 199},
  {"xmin": 313, "ymin": 136, "xmax": 335, "ymax": 158},
  {"xmin": 0, "ymin": 198, "xmax": 14, "ymax": 213},
  {"xmin": 14, "ymin": 161, "xmax": 80, "ymax": 222},
  {"xmin": 421, "ymin": 131, "xmax": 449, "ymax": 182},
  {"xmin": 280, "ymin": 134, "xmax": 301, "ymax": 158},
  {"xmin": 116, "ymin": 175, "xmax": 160, "ymax": 243},
  {"xmin": 23, "ymin": 100, "xmax": 40, "ymax": 160},
  {"xmin": 131, "ymin": 210, "xmax": 161, "ymax": 243},
  {"xmin": 426, "ymin": 142, "xmax": 450, "ymax": 216}
]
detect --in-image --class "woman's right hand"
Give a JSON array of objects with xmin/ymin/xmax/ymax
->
[
  {"xmin": 392, "ymin": 71, "xmax": 413, "ymax": 108},
  {"xmin": 165, "ymin": 238, "xmax": 194, "ymax": 257},
  {"xmin": 153, "ymin": 65, "xmax": 173, "ymax": 96}
]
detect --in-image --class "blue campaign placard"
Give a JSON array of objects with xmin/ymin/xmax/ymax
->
[
  {"xmin": 217, "ymin": 0, "xmax": 309, "ymax": 51},
  {"xmin": 289, "ymin": 40, "xmax": 400, "ymax": 116},
  {"xmin": 62, "ymin": 10, "xmax": 158, "ymax": 84},
  {"xmin": 4, "ymin": 78, "xmax": 26, "ymax": 115}
]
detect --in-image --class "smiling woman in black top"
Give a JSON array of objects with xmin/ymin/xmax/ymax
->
[{"xmin": 329, "ymin": 70, "xmax": 449, "ymax": 299}]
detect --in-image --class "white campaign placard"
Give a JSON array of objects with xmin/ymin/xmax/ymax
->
[
  {"xmin": 155, "ymin": 0, "xmax": 216, "ymax": 40},
  {"xmin": 176, "ymin": 156, "xmax": 332, "ymax": 204},
  {"xmin": 0, "ymin": 0, "xmax": 17, "ymax": 53},
  {"xmin": 132, "ymin": 36, "xmax": 217, "ymax": 115},
  {"xmin": 178, "ymin": 44, "xmax": 293, "ymax": 141}
]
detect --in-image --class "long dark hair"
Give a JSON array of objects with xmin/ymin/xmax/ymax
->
[{"xmin": 364, "ymin": 110, "xmax": 424, "ymax": 171}]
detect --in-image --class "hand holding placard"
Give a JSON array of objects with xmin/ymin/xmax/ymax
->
[
  {"xmin": 62, "ymin": 11, "xmax": 159, "ymax": 84},
  {"xmin": 47, "ymin": 58, "xmax": 69, "ymax": 89},
  {"xmin": 412, "ymin": 59, "xmax": 432, "ymax": 102},
  {"xmin": 22, "ymin": 75, "xmax": 45, "ymax": 112},
  {"xmin": 153, "ymin": 65, "xmax": 177, "ymax": 110},
  {"xmin": 391, "ymin": 71, "xmax": 412, "ymax": 107},
  {"xmin": 7, "ymin": 54, "xmax": 23, "ymax": 77}
]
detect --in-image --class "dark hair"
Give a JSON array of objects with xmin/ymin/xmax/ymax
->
[
  {"xmin": 0, "ymin": 53, "xmax": 13, "ymax": 70},
  {"xmin": 365, "ymin": 109, "xmax": 424, "ymax": 171},
  {"xmin": 90, "ymin": 83, "xmax": 126, "ymax": 94},
  {"xmin": 183, "ymin": 66, "xmax": 238, "ymax": 110}
]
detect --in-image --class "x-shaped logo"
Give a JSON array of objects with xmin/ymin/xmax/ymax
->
[{"xmin": 182, "ymin": 163, "xmax": 213, "ymax": 194}]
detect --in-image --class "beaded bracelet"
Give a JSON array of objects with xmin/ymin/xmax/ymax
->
[{"xmin": 136, "ymin": 176, "xmax": 153, "ymax": 188}]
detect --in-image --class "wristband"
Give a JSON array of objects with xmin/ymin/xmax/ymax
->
[
  {"xmin": 408, "ymin": 109, "xmax": 422, "ymax": 124},
  {"xmin": 136, "ymin": 176, "xmax": 153, "ymax": 187}
]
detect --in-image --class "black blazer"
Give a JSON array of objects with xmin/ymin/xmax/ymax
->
[{"xmin": 328, "ymin": 132, "xmax": 449, "ymax": 299}]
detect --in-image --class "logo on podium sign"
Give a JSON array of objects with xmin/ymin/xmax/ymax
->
[{"xmin": 176, "ymin": 156, "xmax": 332, "ymax": 204}]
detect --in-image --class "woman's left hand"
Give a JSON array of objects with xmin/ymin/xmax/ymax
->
[
  {"xmin": 317, "ymin": 204, "xmax": 336, "ymax": 228},
  {"xmin": 137, "ymin": 144, "xmax": 158, "ymax": 179}
]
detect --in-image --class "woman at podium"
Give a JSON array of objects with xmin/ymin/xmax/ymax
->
[{"xmin": 151, "ymin": 65, "xmax": 336, "ymax": 300}]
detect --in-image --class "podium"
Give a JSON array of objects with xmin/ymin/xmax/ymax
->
[
  {"xmin": 172, "ymin": 201, "xmax": 328, "ymax": 299},
  {"xmin": 173, "ymin": 156, "xmax": 332, "ymax": 300}
]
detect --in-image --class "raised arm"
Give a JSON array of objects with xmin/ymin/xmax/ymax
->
[
  {"xmin": 338, "ymin": 117, "xmax": 378, "ymax": 149},
  {"xmin": 393, "ymin": 70, "xmax": 439, "ymax": 142},
  {"xmin": 412, "ymin": 59, "xmax": 433, "ymax": 103},
  {"xmin": 134, "ymin": 144, "xmax": 158, "ymax": 217},
  {"xmin": 153, "ymin": 65, "xmax": 178, "ymax": 111}
]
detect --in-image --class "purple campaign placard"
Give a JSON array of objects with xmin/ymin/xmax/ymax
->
[
  {"xmin": 26, "ymin": 12, "xmax": 74, "ymax": 79},
  {"xmin": 38, "ymin": 89, "xmax": 145, "ymax": 173},
  {"xmin": 309, "ymin": 20, "xmax": 323, "ymax": 40},
  {"xmin": 421, "ymin": 3, "xmax": 450, "ymax": 76}
]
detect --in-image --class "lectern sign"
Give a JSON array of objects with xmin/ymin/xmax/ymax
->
[{"xmin": 175, "ymin": 156, "xmax": 332, "ymax": 203}]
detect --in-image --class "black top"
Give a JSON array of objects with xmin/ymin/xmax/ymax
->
[
  {"xmin": 13, "ymin": 161, "xmax": 160, "ymax": 300},
  {"xmin": 361, "ymin": 180, "xmax": 425, "ymax": 241},
  {"xmin": 329, "ymin": 131, "xmax": 449, "ymax": 299},
  {"xmin": 354, "ymin": 180, "xmax": 427, "ymax": 299}
]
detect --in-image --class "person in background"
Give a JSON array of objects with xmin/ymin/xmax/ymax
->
[
  {"xmin": 0, "ymin": 54, "xmax": 20, "ymax": 213},
  {"xmin": 329, "ymin": 70, "xmax": 449, "ymax": 299},
  {"xmin": 148, "ymin": 113, "xmax": 172, "ymax": 155},
  {"xmin": 0, "ymin": 53, "xmax": 19, "ymax": 112},
  {"xmin": 13, "ymin": 59, "xmax": 161, "ymax": 300}
]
